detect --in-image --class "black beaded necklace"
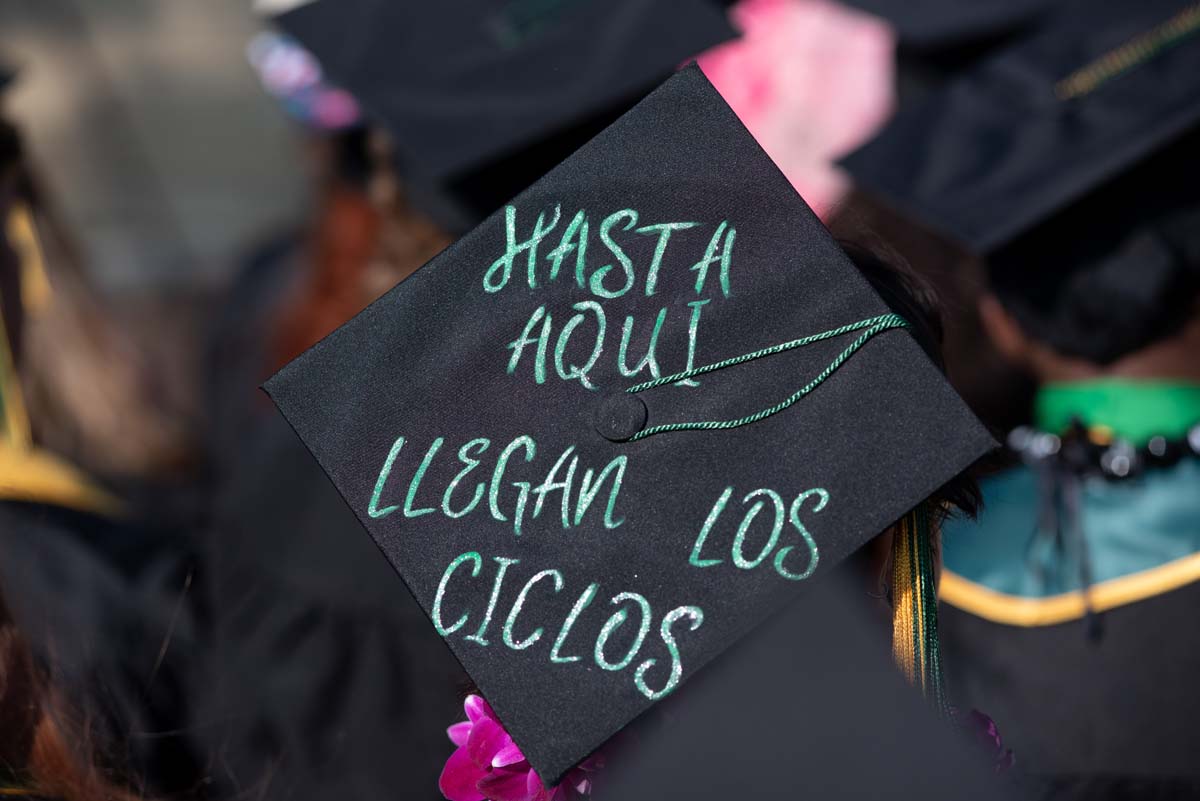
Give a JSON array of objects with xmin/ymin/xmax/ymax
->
[{"xmin": 1007, "ymin": 418, "xmax": 1200, "ymax": 480}]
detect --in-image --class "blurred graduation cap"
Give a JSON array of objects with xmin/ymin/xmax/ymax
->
[
  {"xmin": 264, "ymin": 65, "xmax": 993, "ymax": 784},
  {"xmin": 598, "ymin": 573, "xmax": 1020, "ymax": 801},
  {"xmin": 842, "ymin": 0, "xmax": 1200, "ymax": 253},
  {"xmin": 266, "ymin": 0, "xmax": 735, "ymax": 229},
  {"xmin": 842, "ymin": 0, "xmax": 1200, "ymax": 363},
  {"xmin": 840, "ymin": 0, "xmax": 1053, "ymax": 49}
]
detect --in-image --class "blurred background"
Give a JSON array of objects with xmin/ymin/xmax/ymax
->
[
  {"xmin": 0, "ymin": 0, "xmax": 1196, "ymax": 799},
  {"xmin": 2, "ymin": 0, "xmax": 306, "ymax": 291}
]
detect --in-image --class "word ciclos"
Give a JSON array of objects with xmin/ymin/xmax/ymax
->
[{"xmin": 433, "ymin": 550, "xmax": 704, "ymax": 701}]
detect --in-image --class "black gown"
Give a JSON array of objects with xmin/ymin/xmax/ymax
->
[{"xmin": 191, "ymin": 233, "xmax": 467, "ymax": 800}]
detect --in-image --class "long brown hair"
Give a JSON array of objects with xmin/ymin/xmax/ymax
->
[
  {"xmin": 272, "ymin": 129, "xmax": 450, "ymax": 368},
  {"xmin": 0, "ymin": 589, "xmax": 141, "ymax": 801}
]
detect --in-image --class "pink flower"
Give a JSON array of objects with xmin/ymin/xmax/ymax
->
[
  {"xmin": 439, "ymin": 695, "xmax": 604, "ymax": 801},
  {"xmin": 696, "ymin": 0, "xmax": 896, "ymax": 218},
  {"xmin": 952, "ymin": 707, "xmax": 1015, "ymax": 774}
]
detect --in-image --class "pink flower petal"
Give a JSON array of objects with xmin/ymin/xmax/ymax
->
[
  {"xmin": 439, "ymin": 747, "xmax": 487, "ymax": 801},
  {"xmin": 448, "ymin": 721, "xmax": 473, "ymax": 747},
  {"xmin": 492, "ymin": 741, "xmax": 526, "ymax": 768},
  {"xmin": 529, "ymin": 769, "xmax": 555, "ymax": 801},
  {"xmin": 465, "ymin": 694, "xmax": 497, "ymax": 724},
  {"xmin": 478, "ymin": 766, "xmax": 544, "ymax": 801},
  {"xmin": 468, "ymin": 717, "xmax": 513, "ymax": 768},
  {"xmin": 696, "ymin": 0, "xmax": 896, "ymax": 218}
]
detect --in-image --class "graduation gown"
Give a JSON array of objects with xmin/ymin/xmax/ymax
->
[
  {"xmin": 940, "ymin": 459, "xmax": 1200, "ymax": 799},
  {"xmin": 192, "ymin": 232, "xmax": 467, "ymax": 801}
]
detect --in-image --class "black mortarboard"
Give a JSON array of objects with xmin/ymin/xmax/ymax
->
[
  {"xmin": 271, "ymin": 0, "xmax": 734, "ymax": 226},
  {"xmin": 841, "ymin": 0, "xmax": 1200, "ymax": 253},
  {"xmin": 841, "ymin": 0, "xmax": 1053, "ymax": 49},
  {"xmin": 264, "ymin": 65, "xmax": 994, "ymax": 784},
  {"xmin": 598, "ymin": 573, "xmax": 1019, "ymax": 801},
  {"xmin": 842, "ymin": 0, "xmax": 1200, "ymax": 363}
]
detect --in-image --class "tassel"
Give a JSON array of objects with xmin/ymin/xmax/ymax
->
[{"xmin": 891, "ymin": 506, "xmax": 949, "ymax": 715}]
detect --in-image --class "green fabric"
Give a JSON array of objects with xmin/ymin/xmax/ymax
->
[
  {"xmin": 1036, "ymin": 380, "xmax": 1200, "ymax": 445},
  {"xmin": 943, "ymin": 460, "xmax": 1200, "ymax": 598}
]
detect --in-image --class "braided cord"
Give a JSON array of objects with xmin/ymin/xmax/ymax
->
[
  {"xmin": 1055, "ymin": 3, "xmax": 1200, "ymax": 100},
  {"xmin": 625, "ymin": 313, "xmax": 909, "ymax": 441}
]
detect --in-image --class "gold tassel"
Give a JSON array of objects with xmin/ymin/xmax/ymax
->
[
  {"xmin": 891, "ymin": 515, "xmax": 919, "ymax": 685},
  {"xmin": 891, "ymin": 507, "xmax": 948, "ymax": 713}
]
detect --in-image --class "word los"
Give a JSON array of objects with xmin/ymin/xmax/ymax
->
[
  {"xmin": 483, "ymin": 205, "xmax": 735, "ymax": 298},
  {"xmin": 368, "ymin": 434, "xmax": 627, "ymax": 536},
  {"xmin": 433, "ymin": 550, "xmax": 705, "ymax": 701},
  {"xmin": 690, "ymin": 486, "xmax": 829, "ymax": 580}
]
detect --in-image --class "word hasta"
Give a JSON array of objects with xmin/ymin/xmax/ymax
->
[
  {"xmin": 483, "ymin": 205, "xmax": 735, "ymax": 298},
  {"xmin": 434, "ymin": 550, "xmax": 704, "ymax": 701}
]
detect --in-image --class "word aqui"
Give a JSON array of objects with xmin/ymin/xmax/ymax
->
[
  {"xmin": 433, "ymin": 550, "xmax": 705, "ymax": 701},
  {"xmin": 368, "ymin": 433, "xmax": 628, "ymax": 536},
  {"xmin": 482, "ymin": 204, "xmax": 739, "ymax": 389}
]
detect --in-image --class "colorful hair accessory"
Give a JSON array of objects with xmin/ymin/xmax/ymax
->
[
  {"xmin": 246, "ymin": 31, "xmax": 361, "ymax": 131},
  {"xmin": 440, "ymin": 695, "xmax": 603, "ymax": 801}
]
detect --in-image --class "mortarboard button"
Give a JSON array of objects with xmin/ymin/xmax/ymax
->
[{"xmin": 594, "ymin": 395, "xmax": 647, "ymax": 443}]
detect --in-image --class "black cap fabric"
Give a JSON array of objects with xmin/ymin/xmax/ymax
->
[
  {"xmin": 986, "ymin": 125, "xmax": 1200, "ymax": 364},
  {"xmin": 264, "ymin": 65, "xmax": 994, "ymax": 784},
  {"xmin": 842, "ymin": 0, "xmax": 1052, "ymax": 49},
  {"xmin": 841, "ymin": 0, "xmax": 1200, "ymax": 253},
  {"xmin": 271, "ymin": 0, "xmax": 734, "ymax": 180},
  {"xmin": 599, "ymin": 573, "xmax": 1019, "ymax": 801}
]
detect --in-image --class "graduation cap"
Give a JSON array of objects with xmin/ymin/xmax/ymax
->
[
  {"xmin": 264, "ymin": 65, "xmax": 994, "ymax": 784},
  {"xmin": 840, "ymin": 0, "xmax": 1053, "ymax": 49},
  {"xmin": 841, "ymin": 0, "xmax": 1200, "ymax": 253},
  {"xmin": 269, "ymin": 0, "xmax": 735, "ymax": 228},
  {"xmin": 842, "ymin": 0, "xmax": 1200, "ymax": 363}
]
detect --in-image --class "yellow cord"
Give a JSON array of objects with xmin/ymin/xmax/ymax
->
[{"xmin": 891, "ymin": 513, "xmax": 919, "ymax": 686}]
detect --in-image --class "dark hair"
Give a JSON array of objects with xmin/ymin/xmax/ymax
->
[
  {"xmin": 987, "ymin": 129, "xmax": 1200, "ymax": 365},
  {"xmin": 0, "ymin": 587, "xmax": 143, "ymax": 801},
  {"xmin": 841, "ymin": 241, "xmax": 983, "ymax": 521}
]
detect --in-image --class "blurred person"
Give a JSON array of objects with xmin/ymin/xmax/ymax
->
[
  {"xmin": 0, "ymin": 70, "xmax": 203, "ymax": 794},
  {"xmin": 0, "ymin": 586, "xmax": 145, "ymax": 801},
  {"xmin": 937, "ymin": 129, "xmax": 1200, "ymax": 799},
  {"xmin": 196, "ymin": 39, "xmax": 464, "ymax": 798},
  {"xmin": 837, "ymin": 4, "xmax": 1200, "ymax": 794}
]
